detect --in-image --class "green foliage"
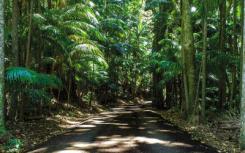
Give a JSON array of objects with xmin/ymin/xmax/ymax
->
[
  {"xmin": 5, "ymin": 67, "xmax": 62, "ymax": 89},
  {"xmin": 150, "ymin": 37, "xmax": 181, "ymax": 84},
  {"xmin": 30, "ymin": 1, "xmax": 110, "ymax": 101},
  {"xmin": 102, "ymin": 18, "xmax": 127, "ymax": 33},
  {"xmin": 5, "ymin": 67, "xmax": 62, "ymax": 110}
]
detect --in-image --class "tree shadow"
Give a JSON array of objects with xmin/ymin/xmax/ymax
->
[{"xmin": 28, "ymin": 105, "xmax": 218, "ymax": 153}]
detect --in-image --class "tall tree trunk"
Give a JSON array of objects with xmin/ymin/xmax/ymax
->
[
  {"xmin": 11, "ymin": 0, "xmax": 19, "ymax": 66},
  {"xmin": 181, "ymin": 0, "xmax": 197, "ymax": 122},
  {"xmin": 240, "ymin": 0, "xmax": 245, "ymax": 149},
  {"xmin": 25, "ymin": 0, "xmax": 33, "ymax": 67},
  {"xmin": 67, "ymin": 72, "xmax": 72, "ymax": 105},
  {"xmin": 0, "ymin": 0, "xmax": 5, "ymax": 134},
  {"xmin": 230, "ymin": 0, "xmax": 238, "ymax": 108},
  {"xmin": 9, "ymin": 0, "xmax": 20, "ymax": 121},
  {"xmin": 201, "ymin": 0, "xmax": 207, "ymax": 122},
  {"xmin": 36, "ymin": 0, "xmax": 43, "ymax": 71},
  {"xmin": 218, "ymin": 0, "xmax": 227, "ymax": 110},
  {"xmin": 240, "ymin": 0, "xmax": 245, "ymax": 150},
  {"xmin": 241, "ymin": 0, "xmax": 245, "ymax": 107},
  {"xmin": 152, "ymin": 1, "xmax": 173, "ymax": 109}
]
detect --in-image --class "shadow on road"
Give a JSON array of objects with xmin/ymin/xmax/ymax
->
[{"xmin": 28, "ymin": 104, "xmax": 218, "ymax": 153}]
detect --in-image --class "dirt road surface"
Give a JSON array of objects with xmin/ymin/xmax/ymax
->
[{"xmin": 28, "ymin": 103, "xmax": 217, "ymax": 153}]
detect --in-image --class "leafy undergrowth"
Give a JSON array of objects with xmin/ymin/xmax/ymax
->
[
  {"xmin": 161, "ymin": 108, "xmax": 240, "ymax": 153},
  {"xmin": 0, "ymin": 102, "xmax": 107, "ymax": 153}
]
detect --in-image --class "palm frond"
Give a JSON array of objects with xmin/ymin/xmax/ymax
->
[
  {"xmin": 71, "ymin": 43, "xmax": 104, "ymax": 57},
  {"xmin": 5, "ymin": 67, "xmax": 36, "ymax": 84},
  {"xmin": 33, "ymin": 13, "xmax": 47, "ymax": 24},
  {"xmin": 5, "ymin": 67, "xmax": 62, "ymax": 89}
]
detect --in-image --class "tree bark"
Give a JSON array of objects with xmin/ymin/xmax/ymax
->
[
  {"xmin": 0, "ymin": 0, "xmax": 5, "ymax": 134},
  {"xmin": 240, "ymin": 0, "xmax": 245, "ymax": 150},
  {"xmin": 9, "ymin": 0, "xmax": 20, "ymax": 121},
  {"xmin": 201, "ymin": 0, "xmax": 207, "ymax": 122},
  {"xmin": 230, "ymin": 0, "xmax": 238, "ymax": 108},
  {"xmin": 218, "ymin": 0, "xmax": 227, "ymax": 110},
  {"xmin": 25, "ymin": 0, "xmax": 33, "ymax": 67},
  {"xmin": 181, "ymin": 0, "xmax": 197, "ymax": 122}
]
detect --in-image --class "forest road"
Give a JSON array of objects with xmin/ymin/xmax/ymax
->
[{"xmin": 28, "ymin": 102, "xmax": 218, "ymax": 153}]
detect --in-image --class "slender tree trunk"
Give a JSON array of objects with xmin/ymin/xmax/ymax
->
[
  {"xmin": 240, "ymin": 0, "xmax": 245, "ymax": 150},
  {"xmin": 173, "ymin": 78, "xmax": 178, "ymax": 106},
  {"xmin": 0, "ymin": 0, "xmax": 5, "ymax": 134},
  {"xmin": 181, "ymin": 0, "xmax": 197, "ymax": 122},
  {"xmin": 25, "ymin": 0, "xmax": 33, "ymax": 67},
  {"xmin": 67, "ymin": 72, "xmax": 72, "ymax": 105},
  {"xmin": 9, "ymin": 0, "xmax": 20, "ymax": 120},
  {"xmin": 241, "ymin": 0, "xmax": 245, "ymax": 150},
  {"xmin": 218, "ymin": 0, "xmax": 227, "ymax": 110},
  {"xmin": 180, "ymin": 74, "xmax": 185, "ymax": 113},
  {"xmin": 241, "ymin": 0, "xmax": 245, "ymax": 107},
  {"xmin": 35, "ymin": 0, "xmax": 43, "ymax": 70},
  {"xmin": 18, "ymin": 93, "xmax": 23, "ymax": 121},
  {"xmin": 89, "ymin": 88, "xmax": 93, "ymax": 109},
  {"xmin": 230, "ymin": 0, "xmax": 238, "ymax": 108},
  {"xmin": 201, "ymin": 0, "xmax": 207, "ymax": 122},
  {"xmin": 11, "ymin": 0, "xmax": 19, "ymax": 66}
]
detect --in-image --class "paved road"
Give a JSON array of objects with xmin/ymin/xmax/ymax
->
[{"xmin": 28, "ymin": 104, "xmax": 217, "ymax": 153}]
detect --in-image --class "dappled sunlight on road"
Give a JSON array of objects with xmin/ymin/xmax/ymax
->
[
  {"xmin": 28, "ymin": 104, "xmax": 217, "ymax": 153},
  {"xmin": 64, "ymin": 135, "xmax": 193, "ymax": 153}
]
